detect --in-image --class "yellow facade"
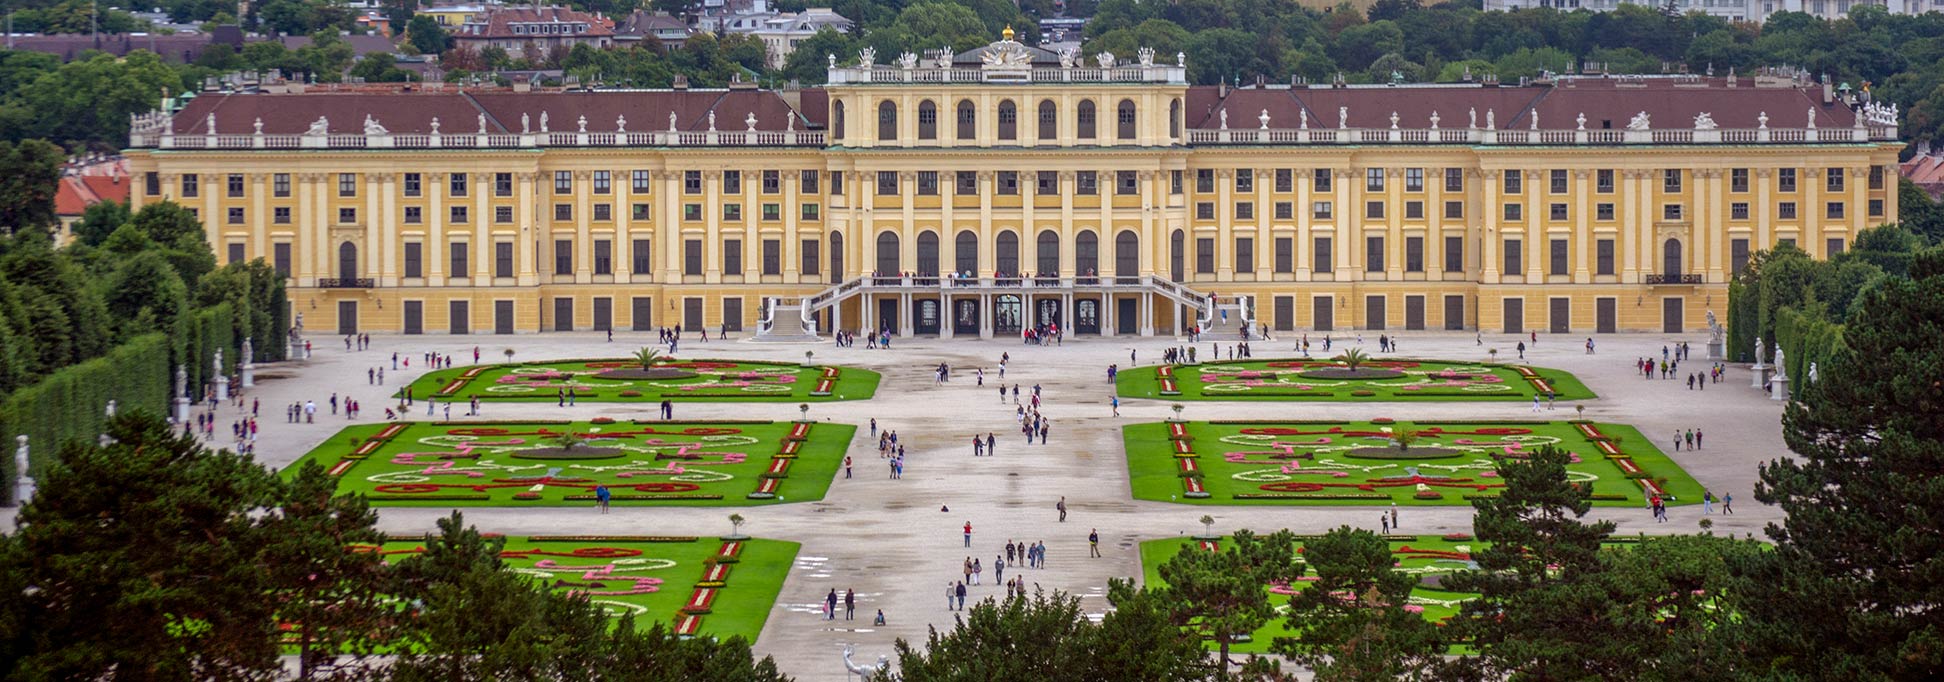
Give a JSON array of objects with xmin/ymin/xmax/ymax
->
[{"xmin": 125, "ymin": 48, "xmax": 1901, "ymax": 337}]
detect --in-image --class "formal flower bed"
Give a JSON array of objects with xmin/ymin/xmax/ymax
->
[
  {"xmin": 401, "ymin": 357, "xmax": 880, "ymax": 403},
  {"xmin": 343, "ymin": 535, "xmax": 796, "ymax": 644},
  {"xmin": 288, "ymin": 420, "xmax": 856, "ymax": 507},
  {"xmin": 1116, "ymin": 358, "xmax": 1594, "ymax": 402},
  {"xmin": 1124, "ymin": 419, "xmax": 1704, "ymax": 507}
]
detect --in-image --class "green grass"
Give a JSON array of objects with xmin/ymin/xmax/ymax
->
[
  {"xmin": 400, "ymin": 358, "xmax": 880, "ymax": 403},
  {"xmin": 1116, "ymin": 358, "xmax": 1593, "ymax": 402},
  {"xmin": 1139, "ymin": 534, "xmax": 1480, "ymax": 653},
  {"xmin": 289, "ymin": 420, "xmax": 855, "ymax": 506},
  {"xmin": 1124, "ymin": 420, "xmax": 1703, "ymax": 507},
  {"xmin": 369, "ymin": 535, "xmax": 796, "ymax": 643}
]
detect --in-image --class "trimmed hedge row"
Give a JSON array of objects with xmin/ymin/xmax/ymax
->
[{"xmin": 1, "ymin": 333, "xmax": 171, "ymax": 500}]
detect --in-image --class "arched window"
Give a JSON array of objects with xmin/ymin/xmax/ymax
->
[
  {"xmin": 1036, "ymin": 229, "xmax": 1060, "ymax": 274},
  {"xmin": 1115, "ymin": 230, "xmax": 1139, "ymax": 277},
  {"xmin": 832, "ymin": 101, "xmax": 845, "ymax": 140},
  {"xmin": 996, "ymin": 231, "xmax": 1020, "ymax": 275},
  {"xmin": 998, "ymin": 100, "xmax": 1018, "ymax": 141},
  {"xmin": 876, "ymin": 231, "xmax": 901, "ymax": 274},
  {"xmin": 1169, "ymin": 229, "xmax": 1185, "ymax": 281},
  {"xmin": 1117, "ymin": 99, "xmax": 1137, "ymax": 140},
  {"xmin": 917, "ymin": 100, "xmax": 937, "ymax": 140},
  {"xmin": 1038, "ymin": 100, "xmax": 1058, "ymax": 140},
  {"xmin": 956, "ymin": 100, "xmax": 977, "ymax": 140},
  {"xmin": 1076, "ymin": 230, "xmax": 1099, "ymax": 276},
  {"xmin": 1077, "ymin": 100, "xmax": 1097, "ymax": 140},
  {"xmin": 917, "ymin": 231, "xmax": 940, "ymax": 275},
  {"xmin": 830, "ymin": 230, "xmax": 844, "ymax": 280},
  {"xmin": 1663, "ymin": 238, "xmax": 1683, "ymax": 276},
  {"xmin": 1169, "ymin": 99, "xmax": 1182, "ymax": 140},
  {"xmin": 338, "ymin": 242, "xmax": 358, "ymax": 280},
  {"xmin": 877, "ymin": 100, "xmax": 898, "ymax": 141},
  {"xmin": 955, "ymin": 230, "xmax": 979, "ymax": 275}
]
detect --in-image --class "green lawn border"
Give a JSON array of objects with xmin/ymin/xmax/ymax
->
[
  {"xmin": 398, "ymin": 358, "xmax": 881, "ymax": 403},
  {"xmin": 1115, "ymin": 358, "xmax": 1594, "ymax": 402}
]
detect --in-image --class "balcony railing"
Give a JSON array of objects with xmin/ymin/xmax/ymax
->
[
  {"xmin": 1643, "ymin": 273, "xmax": 1704, "ymax": 285},
  {"xmin": 316, "ymin": 277, "xmax": 376, "ymax": 288},
  {"xmin": 128, "ymin": 129, "xmax": 826, "ymax": 150}
]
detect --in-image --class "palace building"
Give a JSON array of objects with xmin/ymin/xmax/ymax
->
[{"xmin": 123, "ymin": 34, "xmax": 1903, "ymax": 339}]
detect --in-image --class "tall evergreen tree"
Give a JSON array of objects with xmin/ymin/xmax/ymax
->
[
  {"xmin": 1271, "ymin": 526, "xmax": 1445, "ymax": 681},
  {"xmin": 1151, "ymin": 529, "xmax": 1305, "ymax": 676}
]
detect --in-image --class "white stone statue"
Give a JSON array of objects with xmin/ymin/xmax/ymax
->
[
  {"xmin": 1485, "ymin": 109, "xmax": 1495, "ymax": 129},
  {"xmin": 1338, "ymin": 106, "xmax": 1348, "ymax": 129},
  {"xmin": 305, "ymin": 116, "xmax": 330, "ymax": 136},
  {"xmin": 1176, "ymin": 51, "xmax": 1185, "ymax": 67},
  {"xmin": 1218, "ymin": 109, "xmax": 1228, "ymax": 130},
  {"xmin": 1529, "ymin": 109, "xmax": 1538, "ymax": 130},
  {"xmin": 1575, "ymin": 112, "xmax": 1586, "ymax": 130},
  {"xmin": 1807, "ymin": 107, "xmax": 1817, "ymax": 129},
  {"xmin": 842, "ymin": 644, "xmax": 888, "ymax": 679},
  {"xmin": 1626, "ymin": 111, "xmax": 1651, "ymax": 131},
  {"xmin": 708, "ymin": 110, "xmax": 717, "ymax": 132},
  {"xmin": 1429, "ymin": 110, "xmax": 1440, "ymax": 129},
  {"xmin": 827, "ymin": 53, "xmax": 836, "ymax": 70},
  {"xmin": 577, "ymin": 115, "xmax": 587, "ymax": 133},
  {"xmin": 478, "ymin": 113, "xmax": 488, "ymax": 134},
  {"xmin": 787, "ymin": 115, "xmax": 795, "ymax": 133},
  {"xmin": 897, "ymin": 51, "xmax": 917, "ymax": 69},
  {"xmin": 176, "ymin": 364, "xmax": 189, "ymax": 399},
  {"xmin": 1137, "ymin": 47, "xmax": 1155, "ymax": 67},
  {"xmin": 1057, "ymin": 48, "xmax": 1075, "ymax": 68},
  {"xmin": 669, "ymin": 111, "xmax": 679, "ymax": 132},
  {"xmin": 363, "ymin": 115, "xmax": 387, "ymax": 135},
  {"xmin": 1707, "ymin": 310, "xmax": 1723, "ymax": 343},
  {"xmin": 746, "ymin": 112, "xmax": 758, "ymax": 131},
  {"xmin": 1390, "ymin": 111, "xmax": 1400, "ymax": 129},
  {"xmin": 214, "ymin": 348, "xmax": 224, "ymax": 376},
  {"xmin": 1299, "ymin": 109, "xmax": 1309, "ymax": 129},
  {"xmin": 1774, "ymin": 345, "xmax": 1787, "ymax": 379},
  {"xmin": 1259, "ymin": 109, "xmax": 1270, "ymax": 129},
  {"xmin": 616, "ymin": 115, "xmax": 627, "ymax": 133},
  {"xmin": 1693, "ymin": 112, "xmax": 1718, "ymax": 130},
  {"xmin": 430, "ymin": 117, "xmax": 441, "ymax": 135},
  {"xmin": 206, "ymin": 113, "xmax": 217, "ymax": 134},
  {"xmin": 253, "ymin": 117, "xmax": 263, "ymax": 135},
  {"xmin": 859, "ymin": 47, "xmax": 876, "ymax": 67},
  {"xmin": 241, "ymin": 337, "xmax": 253, "ymax": 365},
  {"xmin": 521, "ymin": 112, "xmax": 531, "ymax": 134},
  {"xmin": 540, "ymin": 110, "xmax": 550, "ymax": 133},
  {"xmin": 1808, "ymin": 362, "xmax": 1818, "ymax": 384},
  {"xmin": 1095, "ymin": 51, "xmax": 1116, "ymax": 68},
  {"xmin": 106, "ymin": 399, "xmax": 117, "ymax": 417},
  {"xmin": 13, "ymin": 435, "xmax": 29, "ymax": 506},
  {"xmin": 1468, "ymin": 107, "xmax": 1477, "ymax": 128},
  {"xmin": 1753, "ymin": 336, "xmax": 1765, "ymax": 364}
]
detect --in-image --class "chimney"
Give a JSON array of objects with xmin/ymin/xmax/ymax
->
[
  {"xmin": 673, "ymin": 74, "xmax": 689, "ymax": 90},
  {"xmin": 1823, "ymin": 82, "xmax": 1834, "ymax": 103},
  {"xmin": 1218, "ymin": 82, "xmax": 1228, "ymax": 98}
]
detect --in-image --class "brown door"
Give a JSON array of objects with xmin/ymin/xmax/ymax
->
[
  {"xmin": 1312, "ymin": 296, "xmax": 1334, "ymax": 331},
  {"xmin": 1502, "ymin": 298, "xmax": 1523, "ymax": 334},
  {"xmin": 1596, "ymin": 298, "xmax": 1617, "ymax": 333},
  {"xmin": 1443, "ymin": 295, "xmax": 1466, "ymax": 330},
  {"xmin": 1549, "ymin": 297, "xmax": 1570, "ymax": 334},
  {"xmin": 1404, "ymin": 295, "xmax": 1425, "ymax": 330},
  {"xmin": 1662, "ymin": 297, "xmax": 1684, "ymax": 333},
  {"xmin": 1365, "ymin": 295, "xmax": 1386, "ymax": 331}
]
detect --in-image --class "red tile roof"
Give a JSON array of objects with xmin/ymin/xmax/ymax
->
[
  {"xmin": 1902, "ymin": 154, "xmax": 1944, "ymax": 199},
  {"xmin": 55, "ymin": 174, "xmax": 130, "ymax": 217},
  {"xmin": 457, "ymin": 7, "xmax": 614, "ymax": 39}
]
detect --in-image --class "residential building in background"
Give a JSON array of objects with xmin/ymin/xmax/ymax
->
[
  {"xmin": 451, "ymin": 6, "xmax": 613, "ymax": 59},
  {"xmin": 1485, "ymin": 0, "xmax": 1943, "ymax": 22},
  {"xmin": 613, "ymin": 11, "xmax": 693, "ymax": 50}
]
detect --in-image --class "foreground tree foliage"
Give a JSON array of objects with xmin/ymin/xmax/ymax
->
[
  {"xmin": 890, "ymin": 587, "xmax": 1205, "ymax": 681},
  {"xmin": 1271, "ymin": 526, "xmax": 1446, "ymax": 681},
  {"xmin": 0, "ymin": 412, "xmax": 792, "ymax": 681},
  {"xmin": 1150, "ymin": 529, "xmax": 1304, "ymax": 676}
]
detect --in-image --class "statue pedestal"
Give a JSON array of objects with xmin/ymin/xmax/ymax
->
[
  {"xmin": 241, "ymin": 362, "xmax": 255, "ymax": 388},
  {"xmin": 1750, "ymin": 361, "xmax": 1767, "ymax": 389},
  {"xmin": 1770, "ymin": 373, "xmax": 1790, "ymax": 401},
  {"xmin": 1707, "ymin": 340, "xmax": 1723, "ymax": 361},
  {"xmin": 215, "ymin": 378, "xmax": 229, "ymax": 402},
  {"xmin": 174, "ymin": 396, "xmax": 191, "ymax": 424},
  {"xmin": 11, "ymin": 479, "xmax": 30, "ymax": 508}
]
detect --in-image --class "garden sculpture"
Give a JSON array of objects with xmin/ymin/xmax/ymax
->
[{"xmin": 842, "ymin": 644, "xmax": 889, "ymax": 681}]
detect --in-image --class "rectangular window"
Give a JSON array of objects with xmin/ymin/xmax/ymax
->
[
  {"xmin": 1196, "ymin": 202, "xmax": 1215, "ymax": 220},
  {"xmin": 274, "ymin": 173, "xmax": 290, "ymax": 197},
  {"xmin": 1274, "ymin": 237, "xmax": 1293, "ymax": 273},
  {"xmin": 226, "ymin": 207, "xmax": 244, "ymax": 224},
  {"xmin": 594, "ymin": 239, "xmax": 612, "ymax": 275},
  {"xmin": 1196, "ymin": 169, "xmax": 1214, "ymax": 193},
  {"xmin": 1827, "ymin": 237, "xmax": 1845, "ymax": 255},
  {"xmin": 338, "ymin": 207, "xmax": 356, "ymax": 223},
  {"xmin": 1171, "ymin": 170, "xmax": 1183, "ymax": 194},
  {"xmin": 450, "ymin": 172, "xmax": 468, "ymax": 197},
  {"xmin": 877, "ymin": 171, "xmax": 897, "ymax": 195},
  {"xmin": 451, "ymin": 206, "xmax": 469, "ymax": 223},
  {"xmin": 1236, "ymin": 202, "xmax": 1254, "ymax": 220},
  {"xmin": 1444, "ymin": 168, "xmax": 1463, "ymax": 193},
  {"xmin": 145, "ymin": 172, "xmax": 161, "ymax": 196},
  {"xmin": 1366, "ymin": 168, "xmax": 1385, "ymax": 192},
  {"xmin": 450, "ymin": 242, "xmax": 468, "ymax": 276},
  {"xmin": 1234, "ymin": 237, "xmax": 1254, "ymax": 273},
  {"xmin": 1365, "ymin": 201, "xmax": 1384, "ymax": 219},
  {"xmin": 1236, "ymin": 169, "xmax": 1254, "ymax": 193},
  {"xmin": 1597, "ymin": 239, "xmax": 1615, "ymax": 275},
  {"xmin": 1869, "ymin": 165, "xmax": 1885, "ymax": 190},
  {"xmin": 273, "ymin": 207, "xmax": 291, "ymax": 224},
  {"xmin": 956, "ymin": 171, "xmax": 976, "ymax": 195},
  {"xmin": 401, "ymin": 173, "xmax": 420, "ymax": 197},
  {"xmin": 337, "ymin": 173, "xmax": 355, "ymax": 197},
  {"xmin": 632, "ymin": 170, "xmax": 652, "ymax": 193},
  {"xmin": 722, "ymin": 170, "xmax": 741, "ymax": 194},
  {"xmin": 1503, "ymin": 170, "xmax": 1522, "ymax": 194},
  {"xmin": 1663, "ymin": 169, "xmax": 1683, "ymax": 193},
  {"xmin": 403, "ymin": 206, "xmax": 423, "ymax": 224},
  {"xmin": 554, "ymin": 239, "xmax": 573, "ymax": 275},
  {"xmin": 1036, "ymin": 171, "xmax": 1057, "ymax": 194},
  {"xmin": 228, "ymin": 174, "xmax": 246, "ymax": 198},
  {"xmin": 1826, "ymin": 202, "xmax": 1844, "ymax": 219},
  {"xmin": 554, "ymin": 204, "xmax": 572, "ymax": 222},
  {"xmin": 1444, "ymin": 201, "xmax": 1463, "ymax": 219},
  {"xmin": 553, "ymin": 171, "xmax": 572, "ymax": 194},
  {"xmin": 1779, "ymin": 169, "xmax": 1797, "ymax": 192},
  {"xmin": 593, "ymin": 204, "xmax": 611, "ymax": 221},
  {"xmin": 762, "ymin": 170, "xmax": 780, "ymax": 194},
  {"xmin": 1596, "ymin": 169, "xmax": 1614, "ymax": 193},
  {"xmin": 593, "ymin": 170, "xmax": 611, "ymax": 194},
  {"xmin": 1549, "ymin": 238, "xmax": 1569, "ymax": 276},
  {"xmin": 1405, "ymin": 168, "xmax": 1424, "ymax": 192},
  {"xmin": 182, "ymin": 173, "xmax": 200, "ymax": 197},
  {"xmin": 801, "ymin": 170, "xmax": 819, "ymax": 194},
  {"xmin": 918, "ymin": 171, "xmax": 939, "ymax": 195},
  {"xmin": 495, "ymin": 206, "xmax": 513, "ymax": 223},
  {"xmin": 1826, "ymin": 167, "xmax": 1844, "ymax": 192},
  {"xmin": 1503, "ymin": 240, "xmax": 1524, "ymax": 273},
  {"xmin": 274, "ymin": 243, "xmax": 292, "ymax": 276},
  {"xmin": 1663, "ymin": 204, "xmax": 1684, "ymax": 221},
  {"xmin": 495, "ymin": 172, "xmax": 513, "ymax": 196},
  {"xmin": 1365, "ymin": 236, "xmax": 1385, "ymax": 272},
  {"xmin": 1314, "ymin": 237, "xmax": 1334, "ymax": 274},
  {"xmin": 1315, "ymin": 169, "xmax": 1333, "ymax": 192},
  {"xmin": 1731, "ymin": 238, "xmax": 1750, "ymax": 274},
  {"xmin": 1731, "ymin": 168, "xmax": 1749, "ymax": 192},
  {"xmin": 1550, "ymin": 170, "xmax": 1568, "ymax": 194},
  {"xmin": 1550, "ymin": 203, "xmax": 1568, "ymax": 221},
  {"xmin": 829, "ymin": 171, "xmax": 843, "ymax": 195},
  {"xmin": 762, "ymin": 239, "xmax": 781, "ymax": 275},
  {"xmin": 683, "ymin": 204, "xmax": 702, "ymax": 221},
  {"xmin": 1503, "ymin": 203, "xmax": 1522, "ymax": 221},
  {"xmin": 1276, "ymin": 169, "xmax": 1293, "ymax": 192},
  {"xmin": 632, "ymin": 239, "xmax": 653, "ymax": 275},
  {"xmin": 1597, "ymin": 203, "xmax": 1615, "ymax": 221},
  {"xmin": 494, "ymin": 242, "xmax": 514, "ymax": 278},
  {"xmin": 1275, "ymin": 202, "xmax": 1293, "ymax": 220},
  {"xmin": 632, "ymin": 203, "xmax": 651, "ymax": 220},
  {"xmin": 1731, "ymin": 203, "xmax": 1749, "ymax": 220},
  {"xmin": 1312, "ymin": 201, "xmax": 1333, "ymax": 219},
  {"xmin": 1117, "ymin": 170, "xmax": 1138, "ymax": 195},
  {"xmin": 684, "ymin": 171, "xmax": 703, "ymax": 194},
  {"xmin": 1870, "ymin": 198, "xmax": 1884, "ymax": 217},
  {"xmin": 1444, "ymin": 236, "xmax": 1464, "ymax": 273},
  {"xmin": 1779, "ymin": 202, "xmax": 1797, "ymax": 219},
  {"xmin": 1405, "ymin": 201, "xmax": 1423, "ymax": 220},
  {"xmin": 997, "ymin": 171, "xmax": 1018, "ymax": 195},
  {"xmin": 683, "ymin": 239, "xmax": 702, "ymax": 275},
  {"xmin": 1076, "ymin": 171, "xmax": 1097, "ymax": 195},
  {"xmin": 801, "ymin": 239, "xmax": 821, "ymax": 275},
  {"xmin": 722, "ymin": 239, "xmax": 742, "ymax": 273},
  {"xmin": 1405, "ymin": 236, "xmax": 1424, "ymax": 272},
  {"xmin": 801, "ymin": 204, "xmax": 820, "ymax": 220},
  {"xmin": 761, "ymin": 203, "xmax": 779, "ymax": 221},
  {"xmin": 404, "ymin": 242, "xmax": 423, "ymax": 278},
  {"xmin": 722, "ymin": 204, "xmax": 741, "ymax": 221},
  {"xmin": 1195, "ymin": 237, "xmax": 1215, "ymax": 274}
]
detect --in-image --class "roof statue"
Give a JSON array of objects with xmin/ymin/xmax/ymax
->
[
  {"xmin": 430, "ymin": 117, "xmax": 440, "ymax": 135},
  {"xmin": 746, "ymin": 112, "xmax": 758, "ymax": 131},
  {"xmin": 1758, "ymin": 111, "xmax": 1769, "ymax": 129},
  {"xmin": 477, "ymin": 113, "xmax": 487, "ymax": 134},
  {"xmin": 616, "ymin": 115, "xmax": 626, "ymax": 133},
  {"xmin": 898, "ymin": 51, "xmax": 918, "ymax": 69},
  {"xmin": 982, "ymin": 42, "xmax": 1033, "ymax": 67},
  {"xmin": 1218, "ymin": 109, "xmax": 1228, "ymax": 130},
  {"xmin": 669, "ymin": 111, "xmax": 678, "ymax": 132},
  {"xmin": 1095, "ymin": 51, "xmax": 1115, "ymax": 68},
  {"xmin": 1485, "ymin": 108, "xmax": 1495, "ymax": 128},
  {"xmin": 306, "ymin": 116, "xmax": 329, "ymax": 136},
  {"xmin": 540, "ymin": 110, "xmax": 550, "ymax": 133},
  {"xmin": 1058, "ymin": 48, "xmax": 1075, "ymax": 68},
  {"xmin": 1468, "ymin": 107, "xmax": 1476, "ymax": 128},
  {"xmin": 1576, "ymin": 112, "xmax": 1586, "ymax": 130},
  {"xmin": 1259, "ymin": 109, "xmax": 1270, "ymax": 129},
  {"xmin": 206, "ymin": 113, "xmax": 216, "ymax": 134},
  {"xmin": 1626, "ymin": 111, "xmax": 1651, "ymax": 131},
  {"xmin": 1300, "ymin": 109, "xmax": 1309, "ymax": 129},
  {"xmin": 1177, "ymin": 51, "xmax": 1185, "ymax": 67},
  {"xmin": 1138, "ymin": 47, "xmax": 1155, "ymax": 67},
  {"xmin": 827, "ymin": 53, "xmax": 836, "ymax": 69},
  {"xmin": 708, "ymin": 110, "xmax": 717, "ymax": 132},
  {"xmin": 577, "ymin": 115, "xmax": 587, "ymax": 133},
  {"xmin": 1338, "ymin": 106, "xmax": 1347, "ymax": 128},
  {"xmin": 1429, "ymin": 110, "xmax": 1439, "ymax": 129},
  {"xmin": 1529, "ymin": 109, "xmax": 1538, "ymax": 130},
  {"xmin": 1003, "ymin": 25, "xmax": 1015, "ymax": 41},
  {"xmin": 786, "ymin": 115, "xmax": 794, "ymax": 133},
  {"xmin": 1389, "ymin": 111, "xmax": 1399, "ymax": 129},
  {"xmin": 1806, "ymin": 107, "xmax": 1816, "ymax": 129},
  {"xmin": 253, "ymin": 117, "xmax": 263, "ymax": 135},
  {"xmin": 1693, "ymin": 112, "xmax": 1717, "ymax": 130},
  {"xmin": 859, "ymin": 47, "xmax": 876, "ymax": 67},
  {"xmin": 521, "ymin": 112, "xmax": 530, "ymax": 134}
]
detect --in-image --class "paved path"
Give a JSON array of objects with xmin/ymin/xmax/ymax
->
[{"xmin": 6, "ymin": 329, "xmax": 1786, "ymax": 680}]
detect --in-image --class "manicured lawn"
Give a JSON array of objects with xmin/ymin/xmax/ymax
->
[
  {"xmin": 1124, "ymin": 420, "xmax": 1702, "ymax": 506},
  {"xmin": 367, "ymin": 535, "xmax": 796, "ymax": 643},
  {"xmin": 289, "ymin": 420, "xmax": 855, "ymax": 506},
  {"xmin": 1138, "ymin": 534, "xmax": 1483, "ymax": 653},
  {"xmin": 400, "ymin": 358, "xmax": 880, "ymax": 403},
  {"xmin": 1116, "ymin": 358, "xmax": 1593, "ymax": 402}
]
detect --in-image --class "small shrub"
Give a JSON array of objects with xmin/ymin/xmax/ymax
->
[
  {"xmin": 1372, "ymin": 417, "xmax": 1395, "ymax": 425},
  {"xmin": 1414, "ymin": 490, "xmax": 1442, "ymax": 500},
  {"xmin": 1352, "ymin": 390, "xmax": 1377, "ymax": 397},
  {"xmin": 513, "ymin": 492, "xmax": 542, "ymax": 501},
  {"xmin": 618, "ymin": 390, "xmax": 643, "ymax": 397},
  {"xmin": 590, "ymin": 417, "xmax": 616, "ymax": 424},
  {"xmin": 1442, "ymin": 533, "xmax": 1473, "ymax": 541}
]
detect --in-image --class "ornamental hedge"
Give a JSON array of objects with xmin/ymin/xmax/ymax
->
[{"xmin": 1, "ymin": 333, "xmax": 171, "ymax": 501}]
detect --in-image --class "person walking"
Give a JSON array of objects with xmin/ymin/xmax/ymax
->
[
  {"xmin": 844, "ymin": 455, "xmax": 852, "ymax": 478},
  {"xmin": 1702, "ymin": 490, "xmax": 1715, "ymax": 514},
  {"xmin": 964, "ymin": 521, "xmax": 973, "ymax": 547},
  {"xmin": 955, "ymin": 581, "xmax": 967, "ymax": 610},
  {"xmin": 595, "ymin": 485, "xmax": 611, "ymax": 514},
  {"xmin": 1089, "ymin": 529, "xmax": 1101, "ymax": 558},
  {"xmin": 1722, "ymin": 492, "xmax": 1734, "ymax": 514},
  {"xmin": 1390, "ymin": 502, "xmax": 1399, "ymax": 529},
  {"xmin": 1111, "ymin": 396, "xmax": 1120, "ymax": 417},
  {"xmin": 946, "ymin": 583, "xmax": 955, "ymax": 610},
  {"xmin": 1057, "ymin": 496, "xmax": 1067, "ymax": 522},
  {"xmin": 844, "ymin": 589, "xmax": 856, "ymax": 621},
  {"xmin": 825, "ymin": 589, "xmax": 838, "ymax": 620}
]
